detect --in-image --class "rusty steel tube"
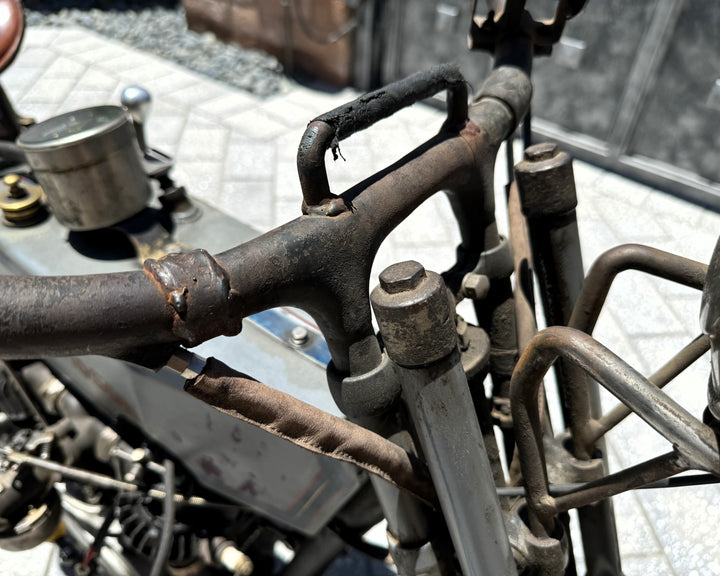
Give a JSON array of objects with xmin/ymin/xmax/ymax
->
[
  {"xmin": 568, "ymin": 243, "xmax": 707, "ymax": 335},
  {"xmin": 564, "ymin": 243, "xmax": 707, "ymax": 456},
  {"xmin": 0, "ymin": 270, "xmax": 176, "ymax": 366},
  {"xmin": 510, "ymin": 326, "xmax": 720, "ymax": 537},
  {"xmin": 550, "ymin": 451, "xmax": 687, "ymax": 515},
  {"xmin": 507, "ymin": 179, "xmax": 536, "ymax": 354},
  {"xmin": 0, "ymin": 128, "xmax": 476, "ymax": 373},
  {"xmin": 298, "ymin": 63, "xmax": 468, "ymax": 210},
  {"xmin": 588, "ymin": 334, "xmax": 711, "ymax": 444},
  {"xmin": 0, "ymin": 67, "xmax": 532, "ymax": 379}
]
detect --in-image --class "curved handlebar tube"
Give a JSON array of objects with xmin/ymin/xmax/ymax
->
[
  {"xmin": 0, "ymin": 66, "xmax": 532, "ymax": 377},
  {"xmin": 510, "ymin": 326, "xmax": 720, "ymax": 538},
  {"xmin": 561, "ymin": 244, "xmax": 708, "ymax": 457},
  {"xmin": 297, "ymin": 64, "xmax": 468, "ymax": 213}
]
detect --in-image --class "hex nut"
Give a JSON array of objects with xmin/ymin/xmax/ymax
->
[
  {"xmin": 515, "ymin": 142, "xmax": 578, "ymax": 218},
  {"xmin": 379, "ymin": 260, "xmax": 427, "ymax": 294},
  {"xmin": 462, "ymin": 273, "xmax": 490, "ymax": 300},
  {"xmin": 371, "ymin": 261, "xmax": 458, "ymax": 367}
]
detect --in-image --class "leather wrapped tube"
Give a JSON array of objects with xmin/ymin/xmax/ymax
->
[{"xmin": 184, "ymin": 357, "xmax": 438, "ymax": 508}]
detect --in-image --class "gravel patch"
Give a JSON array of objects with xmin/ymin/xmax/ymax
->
[{"xmin": 24, "ymin": 1, "xmax": 286, "ymax": 97}]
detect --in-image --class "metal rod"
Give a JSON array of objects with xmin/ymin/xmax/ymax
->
[
  {"xmin": 589, "ymin": 334, "xmax": 711, "ymax": 444},
  {"xmin": 0, "ymin": 447, "xmax": 207, "ymax": 505},
  {"xmin": 1, "ymin": 447, "xmax": 139, "ymax": 492},
  {"xmin": 496, "ymin": 472, "xmax": 720, "ymax": 498},
  {"xmin": 551, "ymin": 452, "xmax": 686, "ymax": 514},
  {"xmin": 568, "ymin": 244, "xmax": 707, "ymax": 336},
  {"xmin": 510, "ymin": 326, "xmax": 720, "ymax": 537},
  {"xmin": 149, "ymin": 459, "xmax": 175, "ymax": 576}
]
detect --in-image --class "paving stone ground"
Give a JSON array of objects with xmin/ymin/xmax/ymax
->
[{"xmin": 2, "ymin": 25, "xmax": 719, "ymax": 576}]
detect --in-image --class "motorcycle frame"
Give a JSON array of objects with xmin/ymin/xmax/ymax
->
[{"xmin": 1, "ymin": 2, "xmax": 718, "ymax": 574}]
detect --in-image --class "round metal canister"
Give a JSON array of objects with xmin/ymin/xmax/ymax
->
[{"xmin": 17, "ymin": 105, "xmax": 151, "ymax": 230}]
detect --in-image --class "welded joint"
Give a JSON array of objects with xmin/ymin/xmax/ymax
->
[
  {"xmin": 144, "ymin": 249, "xmax": 243, "ymax": 347},
  {"xmin": 544, "ymin": 432, "xmax": 604, "ymax": 484},
  {"xmin": 504, "ymin": 506, "xmax": 568, "ymax": 575}
]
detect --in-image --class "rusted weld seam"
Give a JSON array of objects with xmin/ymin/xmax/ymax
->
[{"xmin": 143, "ymin": 249, "xmax": 243, "ymax": 347}]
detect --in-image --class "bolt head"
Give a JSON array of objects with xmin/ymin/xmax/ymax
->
[
  {"xmin": 131, "ymin": 448, "xmax": 146, "ymax": 463},
  {"xmin": 462, "ymin": 273, "xmax": 490, "ymax": 300},
  {"xmin": 3, "ymin": 174, "xmax": 19, "ymax": 188},
  {"xmin": 379, "ymin": 261, "xmax": 426, "ymax": 294},
  {"xmin": 2, "ymin": 174, "xmax": 23, "ymax": 199},
  {"xmin": 290, "ymin": 325, "xmax": 309, "ymax": 346},
  {"xmin": 524, "ymin": 142, "xmax": 559, "ymax": 162}
]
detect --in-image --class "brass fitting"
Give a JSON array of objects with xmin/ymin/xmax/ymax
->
[{"xmin": 0, "ymin": 173, "xmax": 45, "ymax": 226}]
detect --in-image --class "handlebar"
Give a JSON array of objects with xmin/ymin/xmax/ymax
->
[
  {"xmin": 297, "ymin": 64, "xmax": 468, "ymax": 212},
  {"xmin": 0, "ymin": 66, "xmax": 531, "ymax": 376}
]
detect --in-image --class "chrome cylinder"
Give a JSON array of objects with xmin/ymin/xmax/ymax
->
[{"xmin": 17, "ymin": 105, "xmax": 150, "ymax": 230}]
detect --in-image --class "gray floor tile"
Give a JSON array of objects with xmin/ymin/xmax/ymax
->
[
  {"xmin": 225, "ymin": 107, "xmax": 291, "ymax": 140},
  {"xmin": 275, "ymin": 160, "xmax": 303, "ymax": 202},
  {"xmin": 637, "ymin": 486, "xmax": 720, "ymax": 576},
  {"xmin": 1, "ymin": 65, "xmax": 46, "ymax": 96},
  {"xmin": 613, "ymin": 490, "xmax": 663, "ymax": 557},
  {"xmin": 175, "ymin": 122, "xmax": 229, "ymax": 162},
  {"xmin": 594, "ymin": 272, "xmax": 689, "ymax": 337},
  {"xmin": 224, "ymin": 137, "xmax": 276, "ymax": 182},
  {"xmin": 620, "ymin": 554, "xmax": 677, "ymax": 576},
  {"xmin": 0, "ymin": 543, "xmax": 53, "ymax": 576}
]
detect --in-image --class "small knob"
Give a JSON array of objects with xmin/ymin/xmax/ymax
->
[
  {"xmin": 0, "ymin": 174, "xmax": 45, "ymax": 226},
  {"xmin": 3, "ymin": 174, "xmax": 24, "ymax": 199},
  {"xmin": 121, "ymin": 85, "xmax": 152, "ymax": 125},
  {"xmin": 121, "ymin": 86, "xmax": 152, "ymax": 154}
]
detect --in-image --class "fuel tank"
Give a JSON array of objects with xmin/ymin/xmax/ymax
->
[{"xmin": 0, "ymin": 187, "xmax": 362, "ymax": 536}]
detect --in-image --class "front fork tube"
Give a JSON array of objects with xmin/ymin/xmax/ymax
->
[
  {"xmin": 372, "ymin": 261, "xmax": 517, "ymax": 576},
  {"xmin": 515, "ymin": 144, "xmax": 622, "ymax": 576},
  {"xmin": 329, "ymin": 365, "xmax": 454, "ymax": 576}
]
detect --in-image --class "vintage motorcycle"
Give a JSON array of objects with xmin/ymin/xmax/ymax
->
[{"xmin": 0, "ymin": 0, "xmax": 719, "ymax": 575}]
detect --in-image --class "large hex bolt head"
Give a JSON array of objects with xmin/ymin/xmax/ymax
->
[
  {"xmin": 371, "ymin": 261, "xmax": 458, "ymax": 367},
  {"xmin": 514, "ymin": 142, "xmax": 578, "ymax": 219}
]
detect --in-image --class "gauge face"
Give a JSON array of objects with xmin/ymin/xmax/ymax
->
[{"xmin": 18, "ymin": 106, "xmax": 127, "ymax": 148}]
